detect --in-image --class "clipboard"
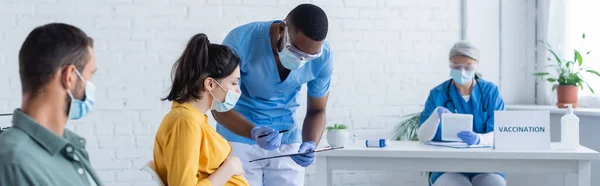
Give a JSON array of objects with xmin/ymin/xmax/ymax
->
[
  {"xmin": 424, "ymin": 141, "xmax": 491, "ymax": 149},
  {"xmin": 249, "ymin": 146, "xmax": 344, "ymax": 162}
]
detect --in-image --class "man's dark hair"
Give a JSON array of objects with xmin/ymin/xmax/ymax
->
[
  {"xmin": 288, "ymin": 4, "xmax": 329, "ymax": 41},
  {"xmin": 19, "ymin": 23, "xmax": 94, "ymax": 96},
  {"xmin": 162, "ymin": 33, "xmax": 240, "ymax": 103}
]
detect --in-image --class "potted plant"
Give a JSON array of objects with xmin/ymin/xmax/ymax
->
[
  {"xmin": 533, "ymin": 33, "xmax": 600, "ymax": 108},
  {"xmin": 391, "ymin": 112, "xmax": 421, "ymax": 141},
  {"xmin": 326, "ymin": 124, "xmax": 349, "ymax": 147}
]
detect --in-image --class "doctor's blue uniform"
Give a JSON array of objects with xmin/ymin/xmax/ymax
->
[
  {"xmin": 218, "ymin": 20, "xmax": 333, "ymax": 186},
  {"xmin": 419, "ymin": 77, "xmax": 505, "ymax": 185}
]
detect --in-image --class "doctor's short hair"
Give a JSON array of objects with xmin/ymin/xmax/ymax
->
[
  {"xmin": 449, "ymin": 40, "xmax": 480, "ymax": 62},
  {"xmin": 19, "ymin": 23, "xmax": 94, "ymax": 96},
  {"xmin": 162, "ymin": 33, "xmax": 240, "ymax": 103},
  {"xmin": 287, "ymin": 4, "xmax": 328, "ymax": 41}
]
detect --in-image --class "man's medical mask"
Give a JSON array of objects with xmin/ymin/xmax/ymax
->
[
  {"xmin": 278, "ymin": 24, "xmax": 322, "ymax": 70},
  {"xmin": 209, "ymin": 79, "xmax": 241, "ymax": 112},
  {"xmin": 67, "ymin": 69, "xmax": 96, "ymax": 120}
]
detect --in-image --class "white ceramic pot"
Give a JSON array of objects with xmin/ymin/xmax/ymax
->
[{"xmin": 327, "ymin": 129, "xmax": 349, "ymax": 147}]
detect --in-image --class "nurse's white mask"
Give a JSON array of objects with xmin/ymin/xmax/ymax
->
[{"xmin": 278, "ymin": 23, "xmax": 322, "ymax": 70}]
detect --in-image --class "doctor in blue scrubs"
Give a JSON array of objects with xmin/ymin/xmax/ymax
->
[
  {"xmin": 212, "ymin": 4, "xmax": 332, "ymax": 186},
  {"xmin": 417, "ymin": 41, "xmax": 506, "ymax": 186}
]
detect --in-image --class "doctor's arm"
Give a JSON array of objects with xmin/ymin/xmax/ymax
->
[
  {"xmin": 212, "ymin": 109, "xmax": 283, "ymax": 151},
  {"xmin": 478, "ymin": 86, "xmax": 506, "ymax": 146},
  {"xmin": 418, "ymin": 108, "xmax": 441, "ymax": 142},
  {"xmin": 290, "ymin": 55, "xmax": 332, "ymax": 167},
  {"xmin": 417, "ymin": 93, "xmax": 447, "ymax": 142},
  {"xmin": 290, "ymin": 94, "xmax": 328, "ymax": 167},
  {"xmin": 211, "ymin": 110, "xmax": 254, "ymax": 139},
  {"xmin": 304, "ymin": 53, "xmax": 334, "ymax": 144},
  {"xmin": 302, "ymin": 94, "xmax": 329, "ymax": 144}
]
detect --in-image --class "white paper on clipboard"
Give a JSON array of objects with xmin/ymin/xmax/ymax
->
[
  {"xmin": 441, "ymin": 113, "xmax": 473, "ymax": 141},
  {"xmin": 249, "ymin": 146, "xmax": 344, "ymax": 162}
]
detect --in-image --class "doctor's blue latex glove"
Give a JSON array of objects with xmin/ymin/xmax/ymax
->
[
  {"xmin": 457, "ymin": 131, "xmax": 480, "ymax": 145},
  {"xmin": 251, "ymin": 126, "xmax": 282, "ymax": 150},
  {"xmin": 436, "ymin": 106, "xmax": 451, "ymax": 118},
  {"xmin": 291, "ymin": 141, "xmax": 316, "ymax": 167}
]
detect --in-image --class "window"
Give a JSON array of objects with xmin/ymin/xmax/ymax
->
[{"xmin": 564, "ymin": 0, "xmax": 600, "ymax": 96}]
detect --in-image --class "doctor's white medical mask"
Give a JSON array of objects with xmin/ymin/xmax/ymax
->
[
  {"xmin": 450, "ymin": 69, "xmax": 476, "ymax": 85},
  {"xmin": 449, "ymin": 61, "xmax": 477, "ymax": 85},
  {"xmin": 208, "ymin": 79, "xmax": 241, "ymax": 112},
  {"xmin": 278, "ymin": 24, "xmax": 323, "ymax": 70}
]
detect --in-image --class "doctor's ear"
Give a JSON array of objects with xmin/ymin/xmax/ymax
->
[{"xmin": 279, "ymin": 22, "xmax": 285, "ymax": 34}]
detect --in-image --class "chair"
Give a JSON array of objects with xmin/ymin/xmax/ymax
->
[{"xmin": 140, "ymin": 161, "xmax": 165, "ymax": 186}]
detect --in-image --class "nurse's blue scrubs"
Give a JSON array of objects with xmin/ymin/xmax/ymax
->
[
  {"xmin": 217, "ymin": 20, "xmax": 333, "ymax": 186},
  {"xmin": 418, "ymin": 77, "xmax": 505, "ymax": 185}
]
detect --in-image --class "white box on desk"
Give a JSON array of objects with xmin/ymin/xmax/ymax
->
[{"xmin": 494, "ymin": 111, "xmax": 551, "ymax": 150}]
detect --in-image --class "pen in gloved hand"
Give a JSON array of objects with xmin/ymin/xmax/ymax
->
[{"xmin": 258, "ymin": 130, "xmax": 289, "ymax": 138}]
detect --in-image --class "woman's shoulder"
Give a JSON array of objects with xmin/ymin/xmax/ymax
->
[
  {"xmin": 476, "ymin": 78, "xmax": 500, "ymax": 92},
  {"xmin": 430, "ymin": 79, "xmax": 452, "ymax": 93},
  {"xmin": 160, "ymin": 108, "xmax": 206, "ymax": 131}
]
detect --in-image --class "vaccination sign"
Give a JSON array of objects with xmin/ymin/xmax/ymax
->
[{"xmin": 494, "ymin": 111, "xmax": 551, "ymax": 150}]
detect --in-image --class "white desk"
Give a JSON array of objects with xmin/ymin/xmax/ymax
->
[{"xmin": 315, "ymin": 141, "xmax": 599, "ymax": 186}]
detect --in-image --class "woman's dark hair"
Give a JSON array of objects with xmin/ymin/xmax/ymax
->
[{"xmin": 162, "ymin": 33, "xmax": 240, "ymax": 103}]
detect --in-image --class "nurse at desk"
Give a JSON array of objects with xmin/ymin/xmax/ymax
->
[{"xmin": 418, "ymin": 41, "xmax": 506, "ymax": 186}]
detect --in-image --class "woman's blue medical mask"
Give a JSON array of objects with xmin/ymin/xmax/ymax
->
[
  {"xmin": 450, "ymin": 69, "xmax": 476, "ymax": 85},
  {"xmin": 67, "ymin": 69, "xmax": 96, "ymax": 120},
  {"xmin": 278, "ymin": 24, "xmax": 322, "ymax": 70},
  {"xmin": 209, "ymin": 79, "xmax": 241, "ymax": 112}
]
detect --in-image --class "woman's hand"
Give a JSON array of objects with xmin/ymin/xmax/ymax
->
[
  {"xmin": 457, "ymin": 131, "xmax": 480, "ymax": 145},
  {"xmin": 207, "ymin": 156, "xmax": 245, "ymax": 185},
  {"xmin": 223, "ymin": 156, "xmax": 245, "ymax": 176},
  {"xmin": 436, "ymin": 106, "xmax": 451, "ymax": 118}
]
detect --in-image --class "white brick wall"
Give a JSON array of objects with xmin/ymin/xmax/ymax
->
[{"xmin": 0, "ymin": 0, "xmax": 459, "ymax": 185}]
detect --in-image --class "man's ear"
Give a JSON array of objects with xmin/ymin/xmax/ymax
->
[{"xmin": 61, "ymin": 65, "xmax": 77, "ymax": 90}]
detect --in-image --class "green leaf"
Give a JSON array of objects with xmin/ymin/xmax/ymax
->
[
  {"xmin": 326, "ymin": 126, "xmax": 334, "ymax": 130},
  {"xmin": 586, "ymin": 82, "xmax": 595, "ymax": 94},
  {"xmin": 547, "ymin": 57, "xmax": 551, "ymax": 61},
  {"xmin": 578, "ymin": 81, "xmax": 584, "ymax": 90},
  {"xmin": 533, "ymin": 72, "xmax": 550, "ymax": 76},
  {"xmin": 552, "ymin": 84, "xmax": 558, "ymax": 91},
  {"xmin": 540, "ymin": 41, "xmax": 563, "ymax": 67},
  {"xmin": 546, "ymin": 78, "xmax": 556, "ymax": 82},
  {"xmin": 583, "ymin": 33, "xmax": 586, "ymax": 39},
  {"xmin": 587, "ymin": 69, "xmax": 600, "ymax": 77},
  {"xmin": 575, "ymin": 50, "xmax": 583, "ymax": 66},
  {"xmin": 587, "ymin": 51, "xmax": 591, "ymax": 55}
]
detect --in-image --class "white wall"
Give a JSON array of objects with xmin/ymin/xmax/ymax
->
[
  {"xmin": 465, "ymin": 0, "xmax": 538, "ymax": 105},
  {"xmin": 465, "ymin": 0, "xmax": 500, "ymax": 86},
  {"xmin": 0, "ymin": 0, "xmax": 461, "ymax": 185},
  {"xmin": 498, "ymin": 0, "xmax": 537, "ymax": 105}
]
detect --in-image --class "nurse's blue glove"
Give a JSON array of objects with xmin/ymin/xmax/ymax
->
[
  {"xmin": 436, "ymin": 107, "xmax": 451, "ymax": 118},
  {"xmin": 291, "ymin": 141, "xmax": 316, "ymax": 167},
  {"xmin": 457, "ymin": 131, "xmax": 480, "ymax": 145},
  {"xmin": 251, "ymin": 126, "xmax": 282, "ymax": 151}
]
